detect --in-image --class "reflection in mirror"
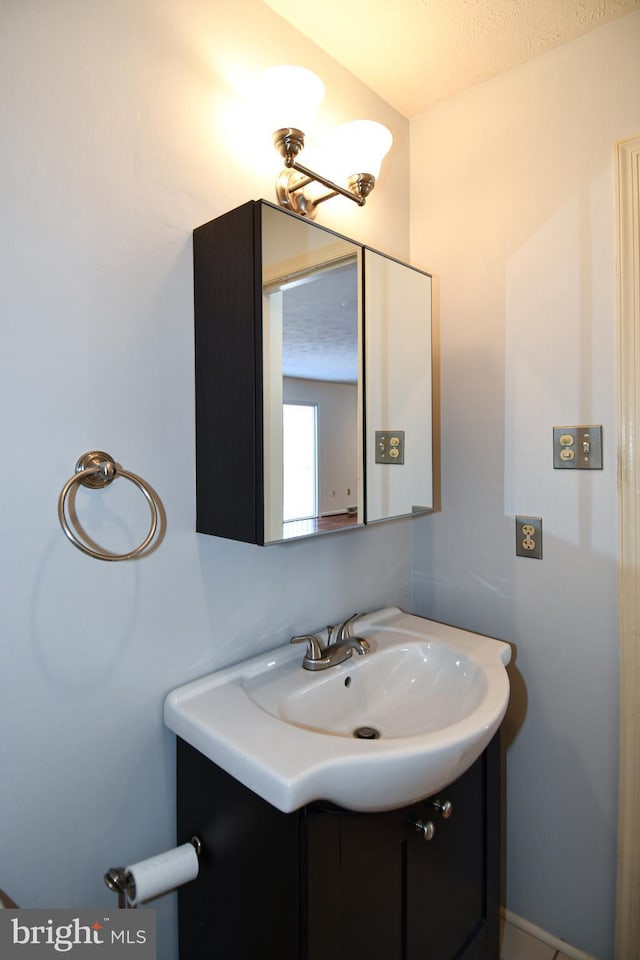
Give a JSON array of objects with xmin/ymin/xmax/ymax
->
[
  {"xmin": 283, "ymin": 402, "xmax": 318, "ymax": 523},
  {"xmin": 262, "ymin": 206, "xmax": 362, "ymax": 542},
  {"xmin": 364, "ymin": 249, "xmax": 433, "ymax": 522}
]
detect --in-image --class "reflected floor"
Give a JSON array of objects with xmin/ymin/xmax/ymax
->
[{"xmin": 282, "ymin": 513, "xmax": 359, "ymax": 538}]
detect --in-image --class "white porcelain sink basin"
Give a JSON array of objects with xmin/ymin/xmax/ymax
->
[{"xmin": 164, "ymin": 606, "xmax": 511, "ymax": 813}]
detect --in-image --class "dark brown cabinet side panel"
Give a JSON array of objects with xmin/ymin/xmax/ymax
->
[
  {"xmin": 484, "ymin": 731, "xmax": 501, "ymax": 958},
  {"xmin": 177, "ymin": 740, "xmax": 300, "ymax": 960},
  {"xmin": 193, "ymin": 201, "xmax": 264, "ymax": 543}
]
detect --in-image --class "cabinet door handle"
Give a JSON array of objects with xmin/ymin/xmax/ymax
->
[
  {"xmin": 409, "ymin": 818, "xmax": 435, "ymax": 841},
  {"xmin": 428, "ymin": 798, "xmax": 453, "ymax": 819}
]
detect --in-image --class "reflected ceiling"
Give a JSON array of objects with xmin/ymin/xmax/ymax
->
[{"xmin": 282, "ymin": 262, "xmax": 358, "ymax": 383}]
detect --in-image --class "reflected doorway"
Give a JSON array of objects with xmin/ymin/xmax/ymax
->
[{"xmin": 283, "ymin": 402, "xmax": 317, "ymax": 522}]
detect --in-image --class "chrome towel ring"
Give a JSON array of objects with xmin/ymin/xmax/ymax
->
[{"xmin": 58, "ymin": 451, "xmax": 160, "ymax": 561}]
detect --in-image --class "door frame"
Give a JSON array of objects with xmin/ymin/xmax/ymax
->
[{"xmin": 615, "ymin": 133, "xmax": 640, "ymax": 960}]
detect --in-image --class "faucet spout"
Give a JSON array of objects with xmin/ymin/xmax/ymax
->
[
  {"xmin": 337, "ymin": 634, "xmax": 370, "ymax": 656},
  {"xmin": 335, "ymin": 613, "xmax": 370, "ymax": 655}
]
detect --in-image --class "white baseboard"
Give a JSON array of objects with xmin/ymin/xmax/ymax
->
[{"xmin": 501, "ymin": 908, "xmax": 599, "ymax": 960}]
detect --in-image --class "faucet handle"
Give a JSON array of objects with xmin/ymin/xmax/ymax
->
[{"xmin": 290, "ymin": 634, "xmax": 324, "ymax": 662}]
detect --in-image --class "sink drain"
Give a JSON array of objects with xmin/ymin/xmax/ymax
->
[{"xmin": 354, "ymin": 725, "xmax": 381, "ymax": 740}]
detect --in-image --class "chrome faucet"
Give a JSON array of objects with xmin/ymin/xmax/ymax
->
[{"xmin": 291, "ymin": 613, "xmax": 370, "ymax": 671}]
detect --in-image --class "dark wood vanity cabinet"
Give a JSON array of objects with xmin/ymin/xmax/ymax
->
[{"xmin": 177, "ymin": 735, "xmax": 500, "ymax": 960}]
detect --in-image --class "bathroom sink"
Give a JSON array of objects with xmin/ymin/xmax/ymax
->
[{"xmin": 164, "ymin": 606, "xmax": 511, "ymax": 813}]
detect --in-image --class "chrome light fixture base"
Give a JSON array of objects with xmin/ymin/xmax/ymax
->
[
  {"xmin": 273, "ymin": 127, "xmax": 306, "ymax": 165},
  {"xmin": 276, "ymin": 168, "xmax": 323, "ymax": 219},
  {"xmin": 347, "ymin": 172, "xmax": 376, "ymax": 200},
  {"xmin": 274, "ymin": 153, "xmax": 369, "ymax": 220}
]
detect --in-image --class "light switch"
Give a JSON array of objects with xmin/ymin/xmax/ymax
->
[{"xmin": 553, "ymin": 425, "xmax": 602, "ymax": 469}]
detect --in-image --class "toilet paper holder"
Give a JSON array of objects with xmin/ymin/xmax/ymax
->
[{"xmin": 104, "ymin": 836, "xmax": 202, "ymax": 909}]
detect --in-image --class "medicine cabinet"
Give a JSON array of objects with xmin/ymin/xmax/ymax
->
[{"xmin": 193, "ymin": 200, "xmax": 432, "ymax": 545}]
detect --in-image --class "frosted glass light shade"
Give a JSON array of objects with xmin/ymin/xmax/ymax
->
[
  {"xmin": 338, "ymin": 120, "xmax": 393, "ymax": 178},
  {"xmin": 254, "ymin": 65, "xmax": 325, "ymax": 134}
]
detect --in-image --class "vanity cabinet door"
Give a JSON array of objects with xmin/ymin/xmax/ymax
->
[
  {"xmin": 405, "ymin": 747, "xmax": 497, "ymax": 959},
  {"xmin": 305, "ymin": 807, "xmax": 405, "ymax": 960},
  {"xmin": 302, "ymin": 736, "xmax": 499, "ymax": 960}
]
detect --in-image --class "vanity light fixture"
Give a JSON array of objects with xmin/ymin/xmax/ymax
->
[{"xmin": 256, "ymin": 65, "xmax": 393, "ymax": 220}]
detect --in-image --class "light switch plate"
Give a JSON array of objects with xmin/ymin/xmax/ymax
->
[
  {"xmin": 375, "ymin": 430, "xmax": 405, "ymax": 464},
  {"xmin": 553, "ymin": 425, "xmax": 602, "ymax": 469}
]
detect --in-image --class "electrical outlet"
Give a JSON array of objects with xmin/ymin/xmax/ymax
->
[
  {"xmin": 553, "ymin": 425, "xmax": 602, "ymax": 469},
  {"xmin": 516, "ymin": 516, "xmax": 542, "ymax": 559}
]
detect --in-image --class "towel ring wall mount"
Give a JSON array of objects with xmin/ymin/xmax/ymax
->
[{"xmin": 58, "ymin": 451, "xmax": 160, "ymax": 561}]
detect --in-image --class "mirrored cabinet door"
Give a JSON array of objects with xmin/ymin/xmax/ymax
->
[
  {"xmin": 194, "ymin": 200, "xmax": 364, "ymax": 545},
  {"xmin": 364, "ymin": 249, "xmax": 433, "ymax": 522},
  {"xmin": 261, "ymin": 205, "xmax": 363, "ymax": 542}
]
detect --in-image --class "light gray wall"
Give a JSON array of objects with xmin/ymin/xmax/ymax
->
[
  {"xmin": 0, "ymin": 3, "xmax": 411, "ymax": 956},
  {"xmin": 5, "ymin": 3, "xmax": 634, "ymax": 958},
  {"xmin": 410, "ymin": 13, "xmax": 640, "ymax": 959}
]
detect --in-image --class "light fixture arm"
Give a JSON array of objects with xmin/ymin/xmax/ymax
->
[
  {"xmin": 273, "ymin": 128, "xmax": 365, "ymax": 208},
  {"xmin": 271, "ymin": 118, "xmax": 387, "ymax": 219},
  {"xmin": 289, "ymin": 160, "xmax": 368, "ymax": 207}
]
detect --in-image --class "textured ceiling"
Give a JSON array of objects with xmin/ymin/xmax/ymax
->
[
  {"xmin": 263, "ymin": 0, "xmax": 640, "ymax": 117},
  {"xmin": 282, "ymin": 263, "xmax": 358, "ymax": 383}
]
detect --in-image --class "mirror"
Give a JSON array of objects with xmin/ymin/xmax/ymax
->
[
  {"xmin": 261, "ymin": 205, "xmax": 363, "ymax": 542},
  {"xmin": 364, "ymin": 248, "xmax": 433, "ymax": 522}
]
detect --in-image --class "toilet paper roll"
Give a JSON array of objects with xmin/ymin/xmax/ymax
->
[{"xmin": 125, "ymin": 842, "xmax": 199, "ymax": 906}]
